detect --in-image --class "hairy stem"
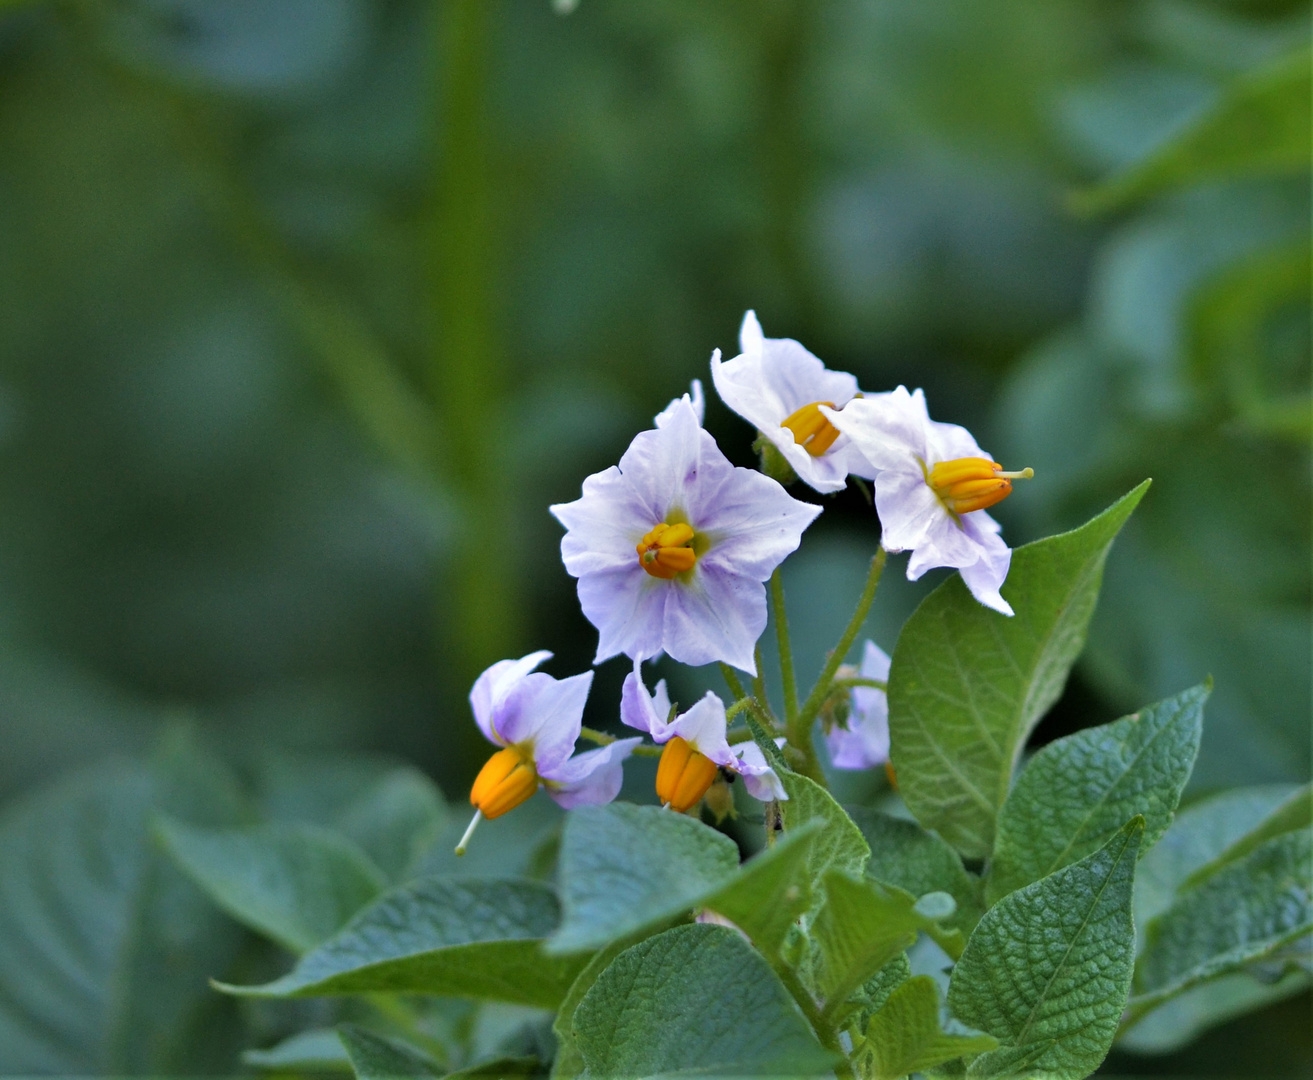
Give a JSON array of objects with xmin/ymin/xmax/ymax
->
[
  {"xmin": 578, "ymin": 726, "xmax": 662, "ymax": 757},
  {"xmin": 796, "ymin": 548, "xmax": 887, "ymax": 736},
  {"xmin": 771, "ymin": 568, "xmax": 799, "ymax": 722}
]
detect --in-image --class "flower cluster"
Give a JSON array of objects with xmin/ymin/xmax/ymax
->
[{"xmin": 456, "ymin": 310, "xmax": 1032, "ymax": 847}]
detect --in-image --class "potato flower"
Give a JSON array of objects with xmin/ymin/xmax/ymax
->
[
  {"xmin": 823, "ymin": 386, "xmax": 1032, "ymax": 615},
  {"xmin": 711, "ymin": 310, "xmax": 877, "ymax": 493},
  {"xmin": 824, "ymin": 639, "xmax": 891, "ymax": 770},
  {"xmin": 457, "ymin": 651, "xmax": 640, "ymax": 854},
  {"xmin": 620, "ymin": 662, "xmax": 786, "ymax": 811},
  {"xmin": 551, "ymin": 397, "xmax": 820, "ymax": 673}
]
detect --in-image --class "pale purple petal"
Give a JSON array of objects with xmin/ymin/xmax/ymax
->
[
  {"xmin": 614, "ymin": 399, "xmax": 713, "ymax": 524},
  {"xmin": 826, "ymin": 641, "xmax": 891, "ymax": 771},
  {"xmin": 620, "ymin": 661, "xmax": 674, "ymax": 739},
  {"xmin": 654, "ymin": 378, "xmax": 706, "ymax": 429},
  {"xmin": 732, "ymin": 739, "xmax": 788, "ymax": 802},
  {"xmin": 578, "ymin": 567, "xmax": 668, "ymax": 666},
  {"xmin": 542, "ymin": 738, "xmax": 642, "ymax": 810},
  {"xmin": 662, "ymin": 567, "xmax": 765, "ymax": 673},
  {"xmin": 494, "ymin": 670, "xmax": 593, "ymax": 774},
  {"xmin": 824, "ymin": 387, "xmax": 928, "ymax": 474},
  {"xmin": 665, "ymin": 692, "xmax": 733, "ymax": 766},
  {"xmin": 739, "ymin": 309, "xmax": 764, "ymax": 353},
  {"xmin": 469, "ymin": 651, "xmax": 552, "ymax": 747},
  {"xmin": 698, "ymin": 467, "xmax": 822, "ymax": 581},
  {"xmin": 873, "ymin": 467, "xmax": 940, "ymax": 554},
  {"xmin": 551, "ymin": 467, "xmax": 651, "ymax": 578},
  {"xmin": 956, "ymin": 517, "xmax": 1014, "ymax": 615}
]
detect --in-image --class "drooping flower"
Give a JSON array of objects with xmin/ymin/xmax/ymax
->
[
  {"xmin": 457, "ymin": 651, "xmax": 640, "ymax": 853},
  {"xmin": 550, "ymin": 397, "xmax": 821, "ymax": 673},
  {"xmin": 711, "ymin": 310, "xmax": 877, "ymax": 493},
  {"xmin": 823, "ymin": 386, "xmax": 1032, "ymax": 616},
  {"xmin": 824, "ymin": 639, "xmax": 891, "ymax": 770},
  {"xmin": 620, "ymin": 662, "xmax": 786, "ymax": 810}
]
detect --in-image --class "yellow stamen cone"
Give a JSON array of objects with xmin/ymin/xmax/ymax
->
[
  {"xmin": 927, "ymin": 457, "xmax": 1033, "ymax": 515},
  {"xmin": 469, "ymin": 746, "xmax": 538, "ymax": 820},
  {"xmin": 655, "ymin": 736, "xmax": 719, "ymax": 812},
  {"xmin": 780, "ymin": 401, "xmax": 841, "ymax": 457}
]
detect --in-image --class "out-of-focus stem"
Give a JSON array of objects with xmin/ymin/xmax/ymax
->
[{"xmin": 430, "ymin": 0, "xmax": 522, "ymax": 694}]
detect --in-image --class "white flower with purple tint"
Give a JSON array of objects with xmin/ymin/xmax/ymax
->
[
  {"xmin": 711, "ymin": 310, "xmax": 877, "ymax": 493},
  {"xmin": 825, "ymin": 640, "xmax": 891, "ymax": 770},
  {"xmin": 620, "ymin": 661, "xmax": 786, "ymax": 810},
  {"xmin": 457, "ymin": 651, "xmax": 640, "ymax": 853},
  {"xmin": 550, "ymin": 397, "xmax": 821, "ymax": 673},
  {"xmin": 823, "ymin": 386, "xmax": 1032, "ymax": 616}
]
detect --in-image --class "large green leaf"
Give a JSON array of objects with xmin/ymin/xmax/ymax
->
[
  {"xmin": 1133, "ymin": 783, "xmax": 1300, "ymax": 931},
  {"xmin": 547, "ymin": 802, "xmax": 739, "ymax": 954},
  {"xmin": 1073, "ymin": 49, "xmax": 1312, "ymax": 214},
  {"xmin": 0, "ymin": 748, "xmax": 247, "ymax": 1075},
  {"xmin": 888, "ymin": 482, "xmax": 1148, "ymax": 858},
  {"xmin": 811, "ymin": 872, "xmax": 921, "ymax": 1021},
  {"xmin": 549, "ymin": 939, "xmax": 633, "ymax": 1080},
  {"xmin": 779, "ymin": 768, "xmax": 870, "ymax": 884},
  {"xmin": 1134, "ymin": 829, "xmax": 1313, "ymax": 1005},
  {"xmin": 156, "ymin": 818, "xmax": 387, "ymax": 953},
  {"xmin": 700, "ymin": 822, "xmax": 819, "ymax": 962},
  {"xmin": 337, "ymin": 1025, "xmax": 440, "ymax": 1080},
  {"xmin": 848, "ymin": 807, "xmax": 983, "ymax": 933},
  {"xmin": 572, "ymin": 924, "xmax": 837, "ymax": 1079},
  {"xmin": 1180, "ymin": 781, "xmax": 1310, "ymax": 889},
  {"xmin": 219, "ymin": 878, "xmax": 586, "ymax": 1008},
  {"xmin": 1117, "ymin": 968, "xmax": 1311, "ymax": 1055},
  {"xmin": 987, "ymin": 684, "xmax": 1206, "ymax": 903},
  {"xmin": 858, "ymin": 975, "xmax": 997, "ymax": 1080},
  {"xmin": 244, "ymin": 1029, "xmax": 352, "ymax": 1072},
  {"xmin": 948, "ymin": 818, "xmax": 1144, "ymax": 1080},
  {"xmin": 336, "ymin": 768, "xmax": 448, "ymax": 883}
]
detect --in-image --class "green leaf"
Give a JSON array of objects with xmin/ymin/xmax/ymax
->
[
  {"xmin": 547, "ymin": 802, "xmax": 739, "ymax": 953},
  {"xmin": 849, "ymin": 954, "xmax": 913, "ymax": 1031},
  {"xmin": 219, "ymin": 878, "xmax": 586, "ymax": 1008},
  {"xmin": 700, "ymin": 822, "xmax": 819, "ymax": 962},
  {"xmin": 1073, "ymin": 49, "xmax": 1312, "ymax": 214},
  {"xmin": 337, "ymin": 1025, "xmax": 440, "ymax": 1080},
  {"xmin": 779, "ymin": 768, "xmax": 870, "ymax": 885},
  {"xmin": 1134, "ymin": 784, "xmax": 1300, "ymax": 930},
  {"xmin": 156, "ymin": 818, "xmax": 387, "ymax": 953},
  {"xmin": 859, "ymin": 976, "xmax": 997, "ymax": 1080},
  {"xmin": 948, "ymin": 818, "xmax": 1144, "ymax": 1080},
  {"xmin": 811, "ymin": 872, "xmax": 926, "ymax": 1020},
  {"xmin": 1180, "ymin": 781, "xmax": 1311, "ymax": 889},
  {"xmin": 848, "ymin": 807, "xmax": 983, "ymax": 932},
  {"xmin": 337, "ymin": 768, "xmax": 448, "ymax": 882},
  {"xmin": 244, "ymin": 1029, "xmax": 352, "ymax": 1072},
  {"xmin": 987, "ymin": 684, "xmax": 1207, "ymax": 903},
  {"xmin": 0, "ymin": 753, "xmax": 247, "ymax": 1075},
  {"xmin": 549, "ymin": 938, "xmax": 633, "ymax": 1080},
  {"xmin": 572, "ymin": 924, "xmax": 837, "ymax": 1079},
  {"xmin": 445, "ymin": 1056, "xmax": 543, "ymax": 1079},
  {"xmin": 1134, "ymin": 829, "xmax": 1313, "ymax": 1004},
  {"xmin": 889, "ymin": 481, "xmax": 1149, "ymax": 859}
]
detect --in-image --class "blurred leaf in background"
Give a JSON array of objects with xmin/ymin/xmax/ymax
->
[{"xmin": 0, "ymin": 1, "xmax": 1307, "ymax": 1072}]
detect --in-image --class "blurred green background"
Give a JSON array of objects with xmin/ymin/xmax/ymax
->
[{"xmin": 0, "ymin": 0, "xmax": 1307, "ymax": 1075}]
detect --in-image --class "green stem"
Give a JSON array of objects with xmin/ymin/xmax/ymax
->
[
  {"xmin": 725, "ymin": 698, "xmax": 753, "ymax": 723},
  {"xmin": 771, "ymin": 568, "xmax": 799, "ymax": 721},
  {"xmin": 719, "ymin": 663, "xmax": 749, "ymax": 703},
  {"xmin": 795, "ymin": 548, "xmax": 887, "ymax": 736},
  {"xmin": 833, "ymin": 677, "xmax": 886, "ymax": 691},
  {"xmin": 578, "ymin": 727, "xmax": 662, "ymax": 758},
  {"xmin": 751, "ymin": 644, "xmax": 776, "ymax": 724}
]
